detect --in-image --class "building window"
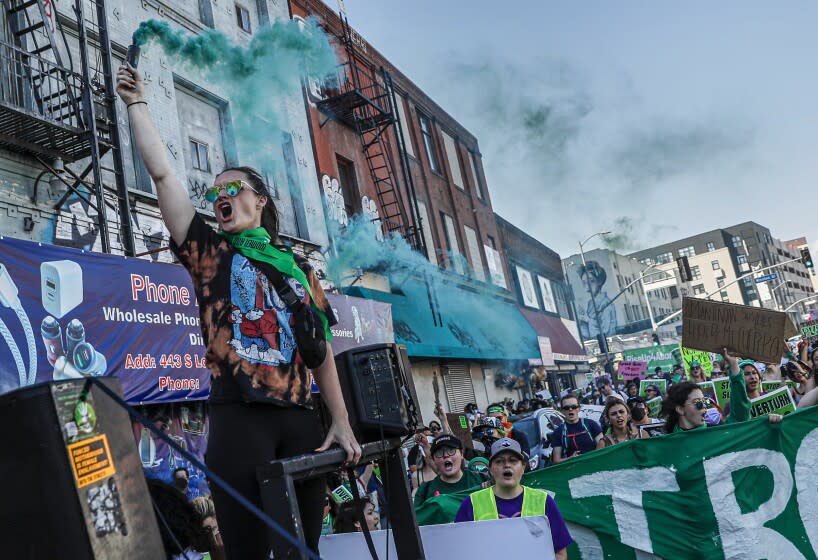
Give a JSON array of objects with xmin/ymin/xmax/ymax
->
[
  {"xmin": 468, "ymin": 152, "xmax": 485, "ymax": 200},
  {"xmin": 486, "ymin": 235, "xmax": 496, "ymax": 250},
  {"xmin": 732, "ymin": 236, "xmax": 742, "ymax": 248},
  {"xmin": 743, "ymin": 277, "xmax": 754, "ymax": 287},
  {"xmin": 737, "ymin": 255, "xmax": 747, "ymax": 265},
  {"xmin": 717, "ymin": 278, "xmax": 725, "ymax": 288},
  {"xmin": 393, "ymin": 94, "xmax": 415, "ymax": 158},
  {"xmin": 691, "ymin": 265, "xmax": 702, "ymax": 281},
  {"xmin": 189, "ymin": 138, "xmax": 210, "ymax": 172},
  {"xmin": 624, "ymin": 305, "xmax": 633, "ymax": 322},
  {"xmin": 418, "ymin": 114, "xmax": 440, "ymax": 173},
  {"xmin": 236, "ymin": 4, "xmax": 251, "ymax": 32},
  {"xmin": 441, "ymin": 212, "xmax": 464, "ymax": 274},
  {"xmin": 463, "ymin": 225, "xmax": 486, "ymax": 281},
  {"xmin": 706, "ymin": 242, "xmax": 715, "ymax": 252},
  {"xmin": 416, "ymin": 201, "xmax": 437, "ymax": 266},
  {"xmin": 693, "ymin": 284, "xmax": 706, "ymax": 295},
  {"xmin": 669, "ymin": 286, "xmax": 679, "ymax": 298},
  {"xmin": 335, "ymin": 156, "xmax": 359, "ymax": 218},
  {"xmin": 441, "ymin": 130, "xmax": 464, "ymax": 189},
  {"xmin": 678, "ymin": 246, "xmax": 696, "ymax": 258},
  {"xmin": 720, "ymin": 291, "xmax": 729, "ymax": 302},
  {"xmin": 656, "ymin": 252, "xmax": 673, "ymax": 264},
  {"xmin": 711, "ymin": 260, "xmax": 720, "ymax": 270}
]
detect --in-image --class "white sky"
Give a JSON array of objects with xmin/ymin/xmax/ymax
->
[{"xmin": 346, "ymin": 0, "xmax": 818, "ymax": 256}]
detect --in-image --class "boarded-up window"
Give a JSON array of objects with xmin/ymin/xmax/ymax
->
[
  {"xmin": 394, "ymin": 94, "xmax": 415, "ymax": 158},
  {"xmin": 417, "ymin": 201, "xmax": 437, "ymax": 266},
  {"xmin": 463, "ymin": 225, "xmax": 486, "ymax": 281},
  {"xmin": 441, "ymin": 131, "xmax": 464, "ymax": 189},
  {"xmin": 442, "ymin": 212, "xmax": 464, "ymax": 274}
]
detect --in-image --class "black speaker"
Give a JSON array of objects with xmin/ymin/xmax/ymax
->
[
  {"xmin": 0, "ymin": 379, "xmax": 164, "ymax": 559},
  {"xmin": 334, "ymin": 343, "xmax": 418, "ymax": 443}
]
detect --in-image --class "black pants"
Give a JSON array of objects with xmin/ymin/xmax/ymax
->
[{"xmin": 207, "ymin": 402, "xmax": 326, "ymax": 559}]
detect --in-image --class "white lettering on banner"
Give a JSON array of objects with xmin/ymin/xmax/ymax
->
[
  {"xmin": 564, "ymin": 522, "xmax": 603, "ymax": 560},
  {"xmin": 568, "ymin": 467, "xmax": 679, "ymax": 554},
  {"xmin": 703, "ymin": 450, "xmax": 806, "ymax": 560},
  {"xmin": 795, "ymin": 427, "xmax": 818, "ymax": 554}
]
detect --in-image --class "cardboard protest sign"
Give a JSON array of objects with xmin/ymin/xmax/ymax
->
[
  {"xmin": 710, "ymin": 377, "xmax": 731, "ymax": 409},
  {"xmin": 800, "ymin": 319, "xmax": 818, "ymax": 344},
  {"xmin": 617, "ymin": 360, "xmax": 648, "ymax": 380},
  {"xmin": 681, "ymin": 346, "xmax": 715, "ymax": 378},
  {"xmin": 681, "ymin": 297, "xmax": 789, "ymax": 363},
  {"xmin": 639, "ymin": 379, "xmax": 667, "ymax": 398},
  {"xmin": 446, "ymin": 414, "xmax": 474, "ymax": 449},
  {"xmin": 697, "ymin": 381, "xmax": 718, "ymax": 408},
  {"xmin": 637, "ymin": 421, "xmax": 666, "ymax": 438},
  {"xmin": 646, "ymin": 396, "xmax": 663, "ymax": 418},
  {"xmin": 749, "ymin": 386, "xmax": 796, "ymax": 418}
]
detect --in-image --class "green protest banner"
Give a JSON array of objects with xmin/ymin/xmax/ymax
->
[
  {"xmin": 416, "ymin": 406, "xmax": 818, "ymax": 559},
  {"xmin": 621, "ymin": 344, "xmax": 680, "ymax": 374},
  {"xmin": 711, "ymin": 377, "xmax": 731, "ymax": 409},
  {"xmin": 801, "ymin": 319, "xmax": 818, "ymax": 344},
  {"xmin": 646, "ymin": 396, "xmax": 662, "ymax": 418},
  {"xmin": 749, "ymin": 386, "xmax": 796, "ymax": 418},
  {"xmin": 681, "ymin": 346, "xmax": 715, "ymax": 377},
  {"xmin": 639, "ymin": 378, "xmax": 667, "ymax": 397}
]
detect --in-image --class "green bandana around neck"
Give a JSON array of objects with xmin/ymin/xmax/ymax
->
[{"xmin": 218, "ymin": 228, "xmax": 332, "ymax": 340}]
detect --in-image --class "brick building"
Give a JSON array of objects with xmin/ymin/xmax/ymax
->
[
  {"xmin": 290, "ymin": 0, "xmax": 543, "ymax": 421},
  {"xmin": 495, "ymin": 214, "xmax": 588, "ymax": 394}
]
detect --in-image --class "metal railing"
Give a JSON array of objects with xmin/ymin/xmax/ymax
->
[
  {"xmin": 0, "ymin": 39, "xmax": 84, "ymax": 130},
  {"xmin": 322, "ymin": 60, "xmax": 393, "ymax": 113}
]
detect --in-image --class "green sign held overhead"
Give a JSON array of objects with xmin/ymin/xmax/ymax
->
[
  {"xmin": 621, "ymin": 344, "xmax": 680, "ymax": 375},
  {"xmin": 416, "ymin": 406, "xmax": 818, "ymax": 559},
  {"xmin": 639, "ymin": 378, "xmax": 667, "ymax": 398},
  {"xmin": 749, "ymin": 387, "xmax": 797, "ymax": 418},
  {"xmin": 680, "ymin": 346, "xmax": 716, "ymax": 378}
]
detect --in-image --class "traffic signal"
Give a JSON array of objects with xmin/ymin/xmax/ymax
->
[
  {"xmin": 801, "ymin": 247, "xmax": 814, "ymax": 269},
  {"xmin": 676, "ymin": 256, "xmax": 693, "ymax": 282}
]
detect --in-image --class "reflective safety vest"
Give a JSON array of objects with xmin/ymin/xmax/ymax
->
[{"xmin": 469, "ymin": 486, "xmax": 547, "ymax": 521}]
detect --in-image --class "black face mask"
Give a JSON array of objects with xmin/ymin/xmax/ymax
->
[
  {"xmin": 631, "ymin": 406, "xmax": 646, "ymax": 421},
  {"xmin": 173, "ymin": 477, "xmax": 188, "ymax": 491}
]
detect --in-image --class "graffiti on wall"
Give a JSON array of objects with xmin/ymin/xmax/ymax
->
[
  {"xmin": 321, "ymin": 174, "xmax": 348, "ymax": 227},
  {"xmin": 362, "ymin": 195, "xmax": 384, "ymax": 241}
]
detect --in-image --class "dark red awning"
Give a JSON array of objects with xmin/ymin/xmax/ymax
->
[{"xmin": 518, "ymin": 308, "xmax": 585, "ymax": 360}]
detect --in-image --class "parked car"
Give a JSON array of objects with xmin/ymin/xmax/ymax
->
[{"xmin": 510, "ymin": 408, "xmax": 565, "ymax": 470}]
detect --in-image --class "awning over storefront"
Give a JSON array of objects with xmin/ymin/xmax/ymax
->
[
  {"xmin": 345, "ymin": 277, "xmax": 539, "ymax": 361},
  {"xmin": 519, "ymin": 308, "xmax": 587, "ymax": 363}
]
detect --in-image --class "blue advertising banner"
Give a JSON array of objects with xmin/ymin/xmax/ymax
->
[
  {"xmin": 0, "ymin": 236, "xmax": 395, "ymax": 406},
  {"xmin": 0, "ymin": 236, "xmax": 209, "ymax": 403}
]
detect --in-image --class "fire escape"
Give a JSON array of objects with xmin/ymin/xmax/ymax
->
[
  {"xmin": 0, "ymin": 0, "xmax": 134, "ymax": 255},
  {"xmin": 316, "ymin": 15, "xmax": 424, "ymax": 255}
]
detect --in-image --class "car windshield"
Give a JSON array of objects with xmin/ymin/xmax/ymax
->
[{"xmin": 512, "ymin": 417, "xmax": 538, "ymax": 445}]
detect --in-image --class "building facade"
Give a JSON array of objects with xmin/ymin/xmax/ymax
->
[
  {"xmin": 631, "ymin": 222, "xmax": 815, "ymax": 315},
  {"xmin": 495, "ymin": 214, "xmax": 588, "ymax": 394},
  {"xmin": 289, "ymin": 0, "xmax": 541, "ymax": 423}
]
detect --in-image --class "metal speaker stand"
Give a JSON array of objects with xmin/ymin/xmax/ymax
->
[{"xmin": 257, "ymin": 438, "xmax": 425, "ymax": 560}]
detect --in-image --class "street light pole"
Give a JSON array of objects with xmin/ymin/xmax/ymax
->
[{"xmin": 579, "ymin": 231, "xmax": 610, "ymax": 362}]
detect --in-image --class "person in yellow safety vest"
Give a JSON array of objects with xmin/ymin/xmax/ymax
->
[{"xmin": 454, "ymin": 438, "xmax": 573, "ymax": 559}]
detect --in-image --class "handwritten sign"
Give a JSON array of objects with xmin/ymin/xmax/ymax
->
[
  {"xmin": 762, "ymin": 380, "xmax": 796, "ymax": 394},
  {"xmin": 681, "ymin": 346, "xmax": 715, "ymax": 378},
  {"xmin": 681, "ymin": 298, "xmax": 790, "ymax": 363},
  {"xmin": 617, "ymin": 360, "xmax": 648, "ymax": 380},
  {"xmin": 800, "ymin": 320, "xmax": 818, "ymax": 344},
  {"xmin": 749, "ymin": 386, "xmax": 796, "ymax": 418}
]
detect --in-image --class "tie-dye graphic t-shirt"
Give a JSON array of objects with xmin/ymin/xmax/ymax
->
[{"xmin": 171, "ymin": 215, "xmax": 336, "ymax": 407}]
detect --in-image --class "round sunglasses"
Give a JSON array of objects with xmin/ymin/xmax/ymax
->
[{"xmin": 204, "ymin": 179, "xmax": 259, "ymax": 203}]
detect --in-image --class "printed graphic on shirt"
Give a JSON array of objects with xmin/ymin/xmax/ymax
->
[{"xmin": 227, "ymin": 253, "xmax": 305, "ymax": 367}]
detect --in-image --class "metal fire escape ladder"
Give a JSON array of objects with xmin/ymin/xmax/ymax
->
[
  {"xmin": 2, "ymin": 0, "xmax": 83, "ymax": 127},
  {"xmin": 339, "ymin": 15, "xmax": 420, "ymax": 250}
]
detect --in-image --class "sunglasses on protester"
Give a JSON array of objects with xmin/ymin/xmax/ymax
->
[
  {"xmin": 561, "ymin": 404, "xmax": 580, "ymax": 411},
  {"xmin": 204, "ymin": 179, "xmax": 260, "ymax": 203},
  {"xmin": 690, "ymin": 398, "xmax": 713, "ymax": 410}
]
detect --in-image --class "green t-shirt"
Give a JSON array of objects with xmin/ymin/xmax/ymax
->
[{"xmin": 414, "ymin": 469, "xmax": 486, "ymax": 507}]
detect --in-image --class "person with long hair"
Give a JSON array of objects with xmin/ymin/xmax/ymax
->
[
  {"xmin": 661, "ymin": 349, "xmax": 782, "ymax": 433},
  {"xmin": 116, "ymin": 65, "xmax": 361, "ymax": 559},
  {"xmin": 597, "ymin": 397, "xmax": 639, "ymax": 448}
]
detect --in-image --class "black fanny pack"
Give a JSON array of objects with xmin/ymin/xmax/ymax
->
[{"xmin": 249, "ymin": 258, "xmax": 327, "ymax": 369}]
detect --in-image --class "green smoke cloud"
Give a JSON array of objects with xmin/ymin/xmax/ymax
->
[{"xmin": 133, "ymin": 18, "xmax": 336, "ymax": 178}]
